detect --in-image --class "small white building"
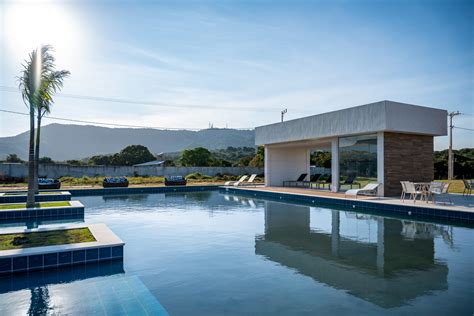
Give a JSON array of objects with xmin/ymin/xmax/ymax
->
[{"xmin": 255, "ymin": 100, "xmax": 447, "ymax": 196}]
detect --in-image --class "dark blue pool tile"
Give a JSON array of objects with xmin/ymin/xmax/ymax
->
[
  {"xmin": 86, "ymin": 248, "xmax": 99, "ymax": 261},
  {"xmin": 28, "ymin": 254, "xmax": 43, "ymax": 269},
  {"xmin": 58, "ymin": 251, "xmax": 72, "ymax": 265},
  {"xmin": 99, "ymin": 247, "xmax": 111, "ymax": 259},
  {"xmin": 73, "ymin": 250, "xmax": 86, "ymax": 263},
  {"xmin": 0, "ymin": 258, "xmax": 11, "ymax": 273},
  {"xmin": 112, "ymin": 246, "xmax": 124, "ymax": 258},
  {"xmin": 44, "ymin": 253, "xmax": 58, "ymax": 266},
  {"xmin": 12, "ymin": 256, "xmax": 27, "ymax": 271}
]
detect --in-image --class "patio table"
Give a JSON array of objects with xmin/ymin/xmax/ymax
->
[{"xmin": 414, "ymin": 182, "xmax": 431, "ymax": 202}]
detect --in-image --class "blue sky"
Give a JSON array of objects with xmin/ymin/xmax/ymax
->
[{"xmin": 0, "ymin": 0, "xmax": 472, "ymax": 149}]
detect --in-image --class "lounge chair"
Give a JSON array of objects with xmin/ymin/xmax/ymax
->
[
  {"xmin": 302, "ymin": 174, "xmax": 321, "ymax": 187},
  {"xmin": 225, "ymin": 175, "xmax": 248, "ymax": 186},
  {"xmin": 164, "ymin": 176, "xmax": 187, "ymax": 186},
  {"xmin": 283, "ymin": 173, "xmax": 308, "ymax": 187},
  {"xmin": 462, "ymin": 179, "xmax": 472, "ymax": 196},
  {"xmin": 235, "ymin": 174, "xmax": 258, "ymax": 186},
  {"xmin": 313, "ymin": 175, "xmax": 332, "ymax": 190},
  {"xmin": 340, "ymin": 175, "xmax": 360, "ymax": 189},
  {"xmin": 345, "ymin": 183, "xmax": 380, "ymax": 198}
]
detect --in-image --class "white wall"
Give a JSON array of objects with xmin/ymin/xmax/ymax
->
[
  {"xmin": 0, "ymin": 163, "xmax": 263, "ymax": 179},
  {"xmin": 265, "ymin": 146, "xmax": 310, "ymax": 186}
]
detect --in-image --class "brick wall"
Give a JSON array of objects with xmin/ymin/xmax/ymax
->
[{"xmin": 384, "ymin": 133, "xmax": 434, "ymax": 196}]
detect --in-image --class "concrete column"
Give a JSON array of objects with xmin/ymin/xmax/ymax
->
[
  {"xmin": 377, "ymin": 132, "xmax": 384, "ymax": 196},
  {"xmin": 331, "ymin": 138, "xmax": 340, "ymax": 192},
  {"xmin": 331, "ymin": 210, "xmax": 340, "ymax": 257},
  {"xmin": 264, "ymin": 146, "xmax": 270, "ymax": 186}
]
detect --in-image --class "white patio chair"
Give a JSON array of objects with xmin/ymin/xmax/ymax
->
[
  {"xmin": 430, "ymin": 182, "xmax": 452, "ymax": 204},
  {"xmin": 400, "ymin": 181, "xmax": 409, "ymax": 201},
  {"xmin": 403, "ymin": 181, "xmax": 423, "ymax": 203},
  {"xmin": 235, "ymin": 174, "xmax": 257, "ymax": 187},
  {"xmin": 225, "ymin": 175, "xmax": 248, "ymax": 186},
  {"xmin": 345, "ymin": 183, "xmax": 380, "ymax": 199}
]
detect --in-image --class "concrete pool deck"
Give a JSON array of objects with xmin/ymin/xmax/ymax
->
[{"xmin": 222, "ymin": 186, "xmax": 473, "ymax": 223}]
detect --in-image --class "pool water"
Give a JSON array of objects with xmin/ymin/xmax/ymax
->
[{"xmin": 0, "ymin": 191, "xmax": 472, "ymax": 315}]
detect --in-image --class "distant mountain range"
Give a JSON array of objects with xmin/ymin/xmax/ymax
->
[{"xmin": 0, "ymin": 124, "xmax": 256, "ymax": 160}]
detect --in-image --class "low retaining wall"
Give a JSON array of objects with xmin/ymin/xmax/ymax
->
[
  {"xmin": 0, "ymin": 163, "xmax": 263, "ymax": 179},
  {"xmin": 0, "ymin": 224, "xmax": 124, "ymax": 275},
  {"xmin": 0, "ymin": 191, "xmax": 71, "ymax": 204},
  {"xmin": 0, "ymin": 201, "xmax": 84, "ymax": 221}
]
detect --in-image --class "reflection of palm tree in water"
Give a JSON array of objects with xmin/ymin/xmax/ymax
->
[{"xmin": 28, "ymin": 287, "xmax": 51, "ymax": 315}]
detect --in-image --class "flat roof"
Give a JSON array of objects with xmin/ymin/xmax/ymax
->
[{"xmin": 255, "ymin": 100, "xmax": 447, "ymax": 145}]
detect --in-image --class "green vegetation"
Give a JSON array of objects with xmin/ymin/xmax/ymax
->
[
  {"xmin": 6, "ymin": 154, "xmax": 23, "ymax": 163},
  {"xmin": 0, "ymin": 228, "xmax": 95, "ymax": 250},
  {"xmin": 89, "ymin": 144, "xmax": 156, "ymax": 166},
  {"xmin": 38, "ymin": 157, "xmax": 54, "ymax": 164},
  {"xmin": 180, "ymin": 147, "xmax": 215, "ymax": 166},
  {"xmin": 0, "ymin": 201, "xmax": 70, "ymax": 210},
  {"xmin": 434, "ymin": 148, "xmax": 473, "ymax": 179}
]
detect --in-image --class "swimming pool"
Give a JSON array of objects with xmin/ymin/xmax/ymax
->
[{"xmin": 0, "ymin": 191, "xmax": 472, "ymax": 315}]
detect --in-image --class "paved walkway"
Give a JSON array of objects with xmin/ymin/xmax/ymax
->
[{"xmin": 230, "ymin": 186, "xmax": 474, "ymax": 213}]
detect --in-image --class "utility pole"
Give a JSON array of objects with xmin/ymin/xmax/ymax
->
[
  {"xmin": 448, "ymin": 111, "xmax": 461, "ymax": 180},
  {"xmin": 281, "ymin": 108, "xmax": 287, "ymax": 122}
]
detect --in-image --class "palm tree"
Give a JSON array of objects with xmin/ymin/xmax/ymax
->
[
  {"xmin": 18, "ymin": 45, "xmax": 55, "ymax": 207},
  {"xmin": 33, "ymin": 70, "xmax": 70, "ymax": 194}
]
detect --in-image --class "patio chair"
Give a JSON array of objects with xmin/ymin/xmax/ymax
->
[
  {"xmin": 430, "ymin": 182, "xmax": 452, "ymax": 204},
  {"xmin": 340, "ymin": 175, "xmax": 361, "ymax": 189},
  {"xmin": 400, "ymin": 181, "xmax": 409, "ymax": 201},
  {"xmin": 283, "ymin": 173, "xmax": 308, "ymax": 187},
  {"xmin": 235, "ymin": 174, "xmax": 258, "ymax": 186},
  {"xmin": 402, "ymin": 181, "xmax": 424, "ymax": 203},
  {"xmin": 225, "ymin": 175, "xmax": 248, "ymax": 186},
  {"xmin": 462, "ymin": 179, "xmax": 472, "ymax": 196},
  {"xmin": 345, "ymin": 183, "xmax": 380, "ymax": 199}
]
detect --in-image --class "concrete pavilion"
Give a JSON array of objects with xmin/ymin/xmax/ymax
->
[{"xmin": 255, "ymin": 100, "xmax": 447, "ymax": 196}]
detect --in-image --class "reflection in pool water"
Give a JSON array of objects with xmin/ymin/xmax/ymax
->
[{"xmin": 0, "ymin": 191, "xmax": 472, "ymax": 315}]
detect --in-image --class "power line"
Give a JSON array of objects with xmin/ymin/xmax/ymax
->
[
  {"xmin": 0, "ymin": 85, "xmax": 277, "ymax": 113},
  {"xmin": 454, "ymin": 126, "xmax": 474, "ymax": 132},
  {"xmin": 0, "ymin": 109, "xmax": 254, "ymax": 131}
]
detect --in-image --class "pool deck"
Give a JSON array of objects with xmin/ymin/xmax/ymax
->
[{"xmin": 225, "ymin": 186, "xmax": 473, "ymax": 213}]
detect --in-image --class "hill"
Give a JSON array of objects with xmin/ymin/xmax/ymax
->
[{"xmin": 0, "ymin": 124, "xmax": 256, "ymax": 160}]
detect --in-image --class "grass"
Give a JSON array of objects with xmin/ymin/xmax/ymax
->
[
  {"xmin": 0, "ymin": 228, "xmax": 95, "ymax": 251},
  {"xmin": 0, "ymin": 201, "xmax": 71, "ymax": 210}
]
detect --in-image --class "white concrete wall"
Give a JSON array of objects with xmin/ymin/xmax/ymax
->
[
  {"xmin": 265, "ymin": 146, "xmax": 310, "ymax": 186},
  {"xmin": 0, "ymin": 163, "xmax": 263, "ymax": 179},
  {"xmin": 255, "ymin": 100, "xmax": 447, "ymax": 146}
]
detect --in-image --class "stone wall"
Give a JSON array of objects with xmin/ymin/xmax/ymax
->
[
  {"xmin": 0, "ymin": 163, "xmax": 263, "ymax": 179},
  {"xmin": 384, "ymin": 132, "xmax": 434, "ymax": 196}
]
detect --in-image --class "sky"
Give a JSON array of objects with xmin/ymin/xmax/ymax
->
[{"xmin": 0, "ymin": 0, "xmax": 472, "ymax": 149}]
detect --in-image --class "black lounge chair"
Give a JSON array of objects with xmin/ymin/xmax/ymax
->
[
  {"xmin": 283, "ymin": 173, "xmax": 308, "ymax": 187},
  {"xmin": 313, "ymin": 175, "xmax": 332, "ymax": 190},
  {"xmin": 302, "ymin": 174, "xmax": 321, "ymax": 187},
  {"xmin": 340, "ymin": 175, "xmax": 361, "ymax": 189},
  {"xmin": 165, "ymin": 176, "xmax": 187, "ymax": 186}
]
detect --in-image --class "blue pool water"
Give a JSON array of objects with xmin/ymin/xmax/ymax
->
[{"xmin": 0, "ymin": 191, "xmax": 473, "ymax": 315}]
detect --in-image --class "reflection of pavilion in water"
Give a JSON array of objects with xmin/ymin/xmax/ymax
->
[{"xmin": 255, "ymin": 201, "xmax": 450, "ymax": 308}]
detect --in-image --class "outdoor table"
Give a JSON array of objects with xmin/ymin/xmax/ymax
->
[{"xmin": 414, "ymin": 182, "xmax": 431, "ymax": 202}]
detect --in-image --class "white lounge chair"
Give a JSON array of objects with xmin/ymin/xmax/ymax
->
[
  {"xmin": 345, "ymin": 183, "xmax": 380, "ymax": 198},
  {"xmin": 235, "ymin": 174, "xmax": 257, "ymax": 187},
  {"xmin": 225, "ymin": 175, "xmax": 248, "ymax": 186},
  {"xmin": 403, "ymin": 181, "xmax": 424, "ymax": 203}
]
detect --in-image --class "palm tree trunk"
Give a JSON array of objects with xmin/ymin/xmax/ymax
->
[
  {"xmin": 26, "ymin": 105, "xmax": 36, "ymax": 208},
  {"xmin": 33, "ymin": 114, "xmax": 41, "ymax": 194}
]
